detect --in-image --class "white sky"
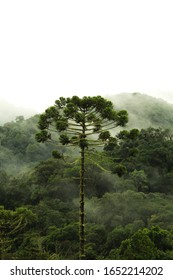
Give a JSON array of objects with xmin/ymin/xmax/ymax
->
[{"xmin": 0, "ymin": 0, "xmax": 173, "ymax": 112}]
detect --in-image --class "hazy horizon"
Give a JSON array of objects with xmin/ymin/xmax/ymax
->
[{"xmin": 1, "ymin": 91, "xmax": 173, "ymax": 114}]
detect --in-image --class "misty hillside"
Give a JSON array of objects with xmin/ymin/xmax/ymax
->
[
  {"xmin": 1, "ymin": 92, "xmax": 173, "ymax": 176},
  {"xmin": 1, "ymin": 94, "xmax": 173, "ymax": 260},
  {"xmin": 1, "ymin": 93, "xmax": 173, "ymax": 129},
  {"xmin": 0, "ymin": 98, "xmax": 37, "ymax": 125},
  {"xmin": 111, "ymin": 92, "xmax": 173, "ymax": 130}
]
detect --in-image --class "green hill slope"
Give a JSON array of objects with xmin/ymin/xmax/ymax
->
[{"xmin": 110, "ymin": 92, "xmax": 173, "ymax": 130}]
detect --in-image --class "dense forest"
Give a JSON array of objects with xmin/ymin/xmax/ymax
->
[{"xmin": 1, "ymin": 93, "xmax": 173, "ymax": 260}]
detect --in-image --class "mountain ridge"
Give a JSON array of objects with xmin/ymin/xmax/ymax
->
[
  {"xmin": 1, "ymin": 93, "xmax": 173, "ymax": 130},
  {"xmin": 110, "ymin": 92, "xmax": 173, "ymax": 130}
]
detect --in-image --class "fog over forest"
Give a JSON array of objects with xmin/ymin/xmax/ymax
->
[
  {"xmin": 1, "ymin": 92, "xmax": 173, "ymax": 260},
  {"xmin": 0, "ymin": 98, "xmax": 37, "ymax": 125},
  {"xmin": 1, "ymin": 0, "xmax": 173, "ymax": 261},
  {"xmin": 1, "ymin": 92, "xmax": 173, "ymax": 125}
]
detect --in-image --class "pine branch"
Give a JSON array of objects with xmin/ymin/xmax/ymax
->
[{"xmin": 85, "ymin": 156, "xmax": 111, "ymax": 173}]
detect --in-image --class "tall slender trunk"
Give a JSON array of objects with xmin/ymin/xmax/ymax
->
[
  {"xmin": 79, "ymin": 119, "xmax": 86, "ymax": 260},
  {"xmin": 79, "ymin": 145, "xmax": 85, "ymax": 259}
]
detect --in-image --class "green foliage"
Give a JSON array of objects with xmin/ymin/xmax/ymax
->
[
  {"xmin": 1, "ymin": 94, "xmax": 173, "ymax": 260},
  {"xmin": 59, "ymin": 134, "xmax": 70, "ymax": 145},
  {"xmin": 111, "ymin": 226, "xmax": 173, "ymax": 260},
  {"xmin": 112, "ymin": 164, "xmax": 127, "ymax": 177},
  {"xmin": 116, "ymin": 229, "xmax": 157, "ymax": 260},
  {"xmin": 0, "ymin": 206, "xmax": 37, "ymax": 259},
  {"xmin": 43, "ymin": 223, "xmax": 79, "ymax": 259},
  {"xmin": 105, "ymin": 127, "xmax": 173, "ymax": 193},
  {"xmin": 36, "ymin": 130, "xmax": 51, "ymax": 143},
  {"xmin": 0, "ymin": 115, "xmax": 54, "ymax": 175},
  {"xmin": 36, "ymin": 95, "xmax": 128, "ymax": 152},
  {"xmin": 99, "ymin": 131, "xmax": 111, "ymax": 141},
  {"xmin": 129, "ymin": 170, "xmax": 148, "ymax": 192},
  {"xmin": 52, "ymin": 150, "xmax": 62, "ymax": 159}
]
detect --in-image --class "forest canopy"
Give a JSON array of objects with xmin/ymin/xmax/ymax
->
[{"xmin": 1, "ymin": 93, "xmax": 173, "ymax": 260}]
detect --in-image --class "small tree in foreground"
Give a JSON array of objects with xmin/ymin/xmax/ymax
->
[{"xmin": 36, "ymin": 95, "xmax": 128, "ymax": 259}]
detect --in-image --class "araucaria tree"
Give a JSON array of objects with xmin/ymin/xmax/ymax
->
[{"xmin": 36, "ymin": 95, "xmax": 128, "ymax": 259}]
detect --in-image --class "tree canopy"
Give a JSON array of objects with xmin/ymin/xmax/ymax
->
[
  {"xmin": 36, "ymin": 95, "xmax": 128, "ymax": 259},
  {"xmin": 36, "ymin": 95, "xmax": 128, "ymax": 149}
]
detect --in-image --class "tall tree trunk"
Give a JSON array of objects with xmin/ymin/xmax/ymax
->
[{"xmin": 79, "ymin": 145, "xmax": 85, "ymax": 259}]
